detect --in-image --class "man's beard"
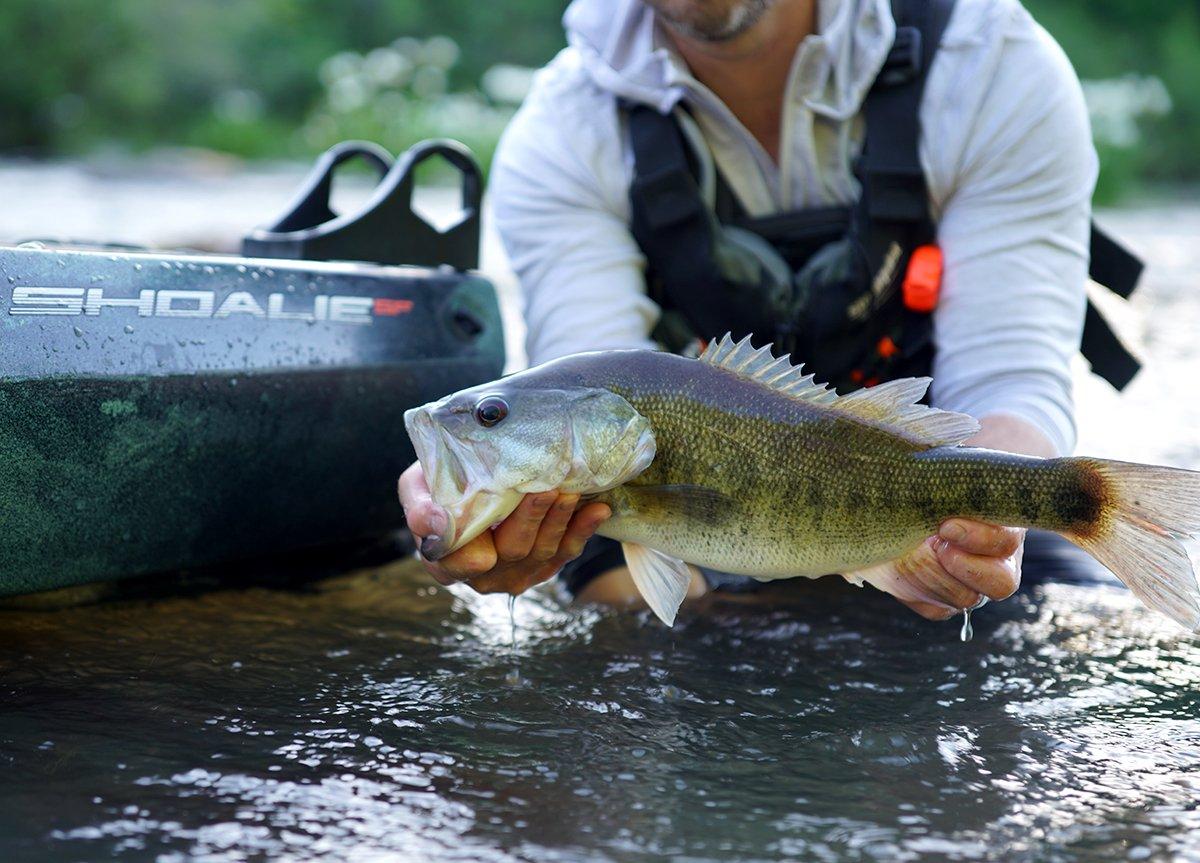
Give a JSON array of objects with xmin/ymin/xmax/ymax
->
[{"xmin": 649, "ymin": 0, "xmax": 775, "ymax": 42}]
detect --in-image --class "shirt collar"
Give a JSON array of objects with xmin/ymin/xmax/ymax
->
[{"xmin": 563, "ymin": 0, "xmax": 896, "ymax": 119}]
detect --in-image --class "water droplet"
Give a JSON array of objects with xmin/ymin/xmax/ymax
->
[
  {"xmin": 203, "ymin": 265, "xmax": 216, "ymax": 275},
  {"xmin": 661, "ymin": 685, "xmax": 683, "ymax": 702},
  {"xmin": 960, "ymin": 597, "xmax": 988, "ymax": 642},
  {"xmin": 286, "ymin": 283, "xmax": 296, "ymax": 293},
  {"xmin": 72, "ymin": 326, "xmax": 84, "ymax": 338},
  {"xmin": 503, "ymin": 669, "xmax": 523, "ymax": 686},
  {"xmin": 133, "ymin": 263, "xmax": 143, "ymax": 272},
  {"xmin": 160, "ymin": 261, "xmax": 173, "ymax": 271},
  {"xmin": 6, "ymin": 276, "xmax": 15, "ymax": 285},
  {"xmin": 229, "ymin": 378, "xmax": 238, "ymax": 387},
  {"xmin": 124, "ymin": 324, "xmax": 135, "ymax": 334}
]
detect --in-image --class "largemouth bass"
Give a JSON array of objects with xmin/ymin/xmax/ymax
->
[{"xmin": 404, "ymin": 334, "xmax": 1200, "ymax": 628}]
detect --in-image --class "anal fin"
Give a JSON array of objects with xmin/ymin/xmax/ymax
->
[{"xmin": 622, "ymin": 542, "xmax": 699, "ymax": 626}]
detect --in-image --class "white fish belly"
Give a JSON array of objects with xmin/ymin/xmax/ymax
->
[{"xmin": 597, "ymin": 514, "xmax": 930, "ymax": 581}]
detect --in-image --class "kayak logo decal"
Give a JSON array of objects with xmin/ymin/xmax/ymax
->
[{"xmin": 6, "ymin": 287, "xmax": 415, "ymax": 325}]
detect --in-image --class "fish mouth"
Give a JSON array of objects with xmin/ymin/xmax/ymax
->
[
  {"xmin": 404, "ymin": 407, "xmax": 466, "ymax": 558},
  {"xmin": 405, "ymin": 407, "xmax": 463, "ymax": 493},
  {"xmin": 403, "ymin": 405, "xmax": 521, "ymax": 559}
]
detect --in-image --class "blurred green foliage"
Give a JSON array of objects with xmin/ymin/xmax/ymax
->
[
  {"xmin": 0, "ymin": 0, "xmax": 1194, "ymax": 200},
  {"xmin": 1024, "ymin": 0, "xmax": 1200, "ymax": 201},
  {"xmin": 0, "ymin": 0, "xmax": 564, "ymax": 159}
]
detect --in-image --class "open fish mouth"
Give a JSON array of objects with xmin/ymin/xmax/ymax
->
[
  {"xmin": 403, "ymin": 406, "xmax": 522, "ymax": 560},
  {"xmin": 405, "ymin": 408, "xmax": 465, "ymax": 498},
  {"xmin": 404, "ymin": 407, "xmax": 468, "ymax": 559}
]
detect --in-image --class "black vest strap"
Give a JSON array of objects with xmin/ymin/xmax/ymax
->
[
  {"xmin": 1091, "ymin": 224, "xmax": 1143, "ymax": 299},
  {"xmin": 625, "ymin": 102, "xmax": 742, "ymax": 343},
  {"xmin": 625, "ymin": 0, "xmax": 1147, "ymax": 391},
  {"xmin": 859, "ymin": 0, "xmax": 955, "ymax": 225}
]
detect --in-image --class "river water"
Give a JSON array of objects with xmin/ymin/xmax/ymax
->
[{"xmin": 1, "ymin": 161, "xmax": 1199, "ymax": 861}]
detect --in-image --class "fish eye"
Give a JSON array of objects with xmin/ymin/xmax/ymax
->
[{"xmin": 473, "ymin": 396, "xmax": 509, "ymax": 428}]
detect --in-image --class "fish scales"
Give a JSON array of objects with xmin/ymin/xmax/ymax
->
[
  {"xmin": 405, "ymin": 335, "xmax": 1200, "ymax": 629},
  {"xmin": 576, "ymin": 355, "xmax": 1096, "ymax": 578}
]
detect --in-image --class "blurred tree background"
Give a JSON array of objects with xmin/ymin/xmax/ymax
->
[{"xmin": 0, "ymin": 0, "xmax": 1193, "ymax": 202}]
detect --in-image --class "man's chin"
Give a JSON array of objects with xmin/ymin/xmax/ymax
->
[{"xmin": 648, "ymin": 0, "xmax": 773, "ymax": 43}]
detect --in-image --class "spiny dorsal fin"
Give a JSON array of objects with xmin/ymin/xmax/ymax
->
[{"xmin": 698, "ymin": 333, "xmax": 980, "ymax": 448}]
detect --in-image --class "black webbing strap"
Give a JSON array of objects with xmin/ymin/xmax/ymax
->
[
  {"xmin": 859, "ymin": 0, "xmax": 956, "ymax": 224},
  {"xmin": 625, "ymin": 102, "xmax": 739, "ymax": 342},
  {"xmin": 1082, "ymin": 222, "xmax": 1144, "ymax": 390},
  {"xmin": 1090, "ymin": 223, "xmax": 1143, "ymax": 299},
  {"xmin": 1082, "ymin": 300, "xmax": 1140, "ymax": 391}
]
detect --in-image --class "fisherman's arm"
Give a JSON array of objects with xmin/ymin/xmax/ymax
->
[{"xmin": 887, "ymin": 14, "xmax": 1096, "ymax": 620}]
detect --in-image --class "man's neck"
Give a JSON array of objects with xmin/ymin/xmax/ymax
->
[{"xmin": 663, "ymin": 1, "xmax": 816, "ymax": 163}]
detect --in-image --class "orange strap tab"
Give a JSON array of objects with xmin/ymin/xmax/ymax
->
[{"xmin": 902, "ymin": 244, "xmax": 942, "ymax": 313}]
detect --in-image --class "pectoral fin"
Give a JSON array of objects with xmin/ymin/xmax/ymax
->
[{"xmin": 621, "ymin": 542, "xmax": 698, "ymax": 627}]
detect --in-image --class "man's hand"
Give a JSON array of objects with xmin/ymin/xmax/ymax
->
[
  {"xmin": 883, "ymin": 518, "xmax": 1024, "ymax": 620},
  {"xmin": 397, "ymin": 462, "xmax": 612, "ymax": 596}
]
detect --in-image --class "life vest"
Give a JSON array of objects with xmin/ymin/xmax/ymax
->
[{"xmin": 624, "ymin": 0, "xmax": 1143, "ymax": 394}]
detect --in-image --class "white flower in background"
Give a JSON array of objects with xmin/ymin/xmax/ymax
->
[
  {"xmin": 392, "ymin": 37, "xmax": 423, "ymax": 61},
  {"xmin": 422, "ymin": 35, "xmax": 461, "ymax": 70},
  {"xmin": 364, "ymin": 48, "xmax": 412, "ymax": 88},
  {"xmin": 328, "ymin": 76, "xmax": 369, "ymax": 113},
  {"xmin": 306, "ymin": 34, "xmax": 524, "ymax": 161},
  {"xmin": 1082, "ymin": 74, "xmax": 1172, "ymax": 148},
  {"xmin": 319, "ymin": 52, "xmax": 363, "ymax": 89}
]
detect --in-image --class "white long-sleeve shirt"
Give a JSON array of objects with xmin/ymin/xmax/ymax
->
[{"xmin": 490, "ymin": 0, "xmax": 1097, "ymax": 455}]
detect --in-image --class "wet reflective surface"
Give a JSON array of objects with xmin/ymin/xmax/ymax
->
[{"xmin": 3, "ymin": 563, "xmax": 1200, "ymax": 862}]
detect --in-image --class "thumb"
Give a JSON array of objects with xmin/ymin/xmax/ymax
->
[{"xmin": 398, "ymin": 462, "xmax": 448, "ymax": 539}]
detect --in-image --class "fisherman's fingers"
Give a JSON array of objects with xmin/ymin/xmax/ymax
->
[
  {"xmin": 550, "ymin": 503, "xmax": 612, "ymax": 568},
  {"xmin": 493, "ymin": 492, "xmax": 559, "ymax": 562},
  {"xmin": 939, "ymin": 519, "xmax": 1023, "ymax": 558},
  {"xmin": 897, "ymin": 597, "xmax": 958, "ymax": 621},
  {"xmin": 429, "ymin": 533, "xmax": 499, "ymax": 583},
  {"xmin": 934, "ymin": 536, "xmax": 1022, "ymax": 601},
  {"xmin": 896, "ymin": 539, "xmax": 982, "ymax": 609},
  {"xmin": 398, "ymin": 461, "xmax": 448, "ymax": 541},
  {"xmin": 530, "ymin": 494, "xmax": 581, "ymax": 561}
]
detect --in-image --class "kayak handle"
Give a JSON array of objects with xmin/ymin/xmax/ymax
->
[{"xmin": 242, "ymin": 138, "xmax": 482, "ymax": 271}]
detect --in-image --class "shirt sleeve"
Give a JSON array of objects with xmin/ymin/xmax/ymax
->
[
  {"xmin": 923, "ymin": 7, "xmax": 1097, "ymax": 456},
  {"xmin": 490, "ymin": 70, "xmax": 659, "ymax": 366}
]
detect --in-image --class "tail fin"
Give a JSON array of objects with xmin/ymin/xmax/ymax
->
[{"xmin": 1067, "ymin": 460, "xmax": 1200, "ymax": 629}]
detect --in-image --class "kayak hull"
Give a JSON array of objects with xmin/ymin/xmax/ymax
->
[{"xmin": 0, "ymin": 245, "xmax": 504, "ymax": 595}]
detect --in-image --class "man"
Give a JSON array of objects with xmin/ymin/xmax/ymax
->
[{"xmin": 400, "ymin": 0, "xmax": 1099, "ymax": 620}]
